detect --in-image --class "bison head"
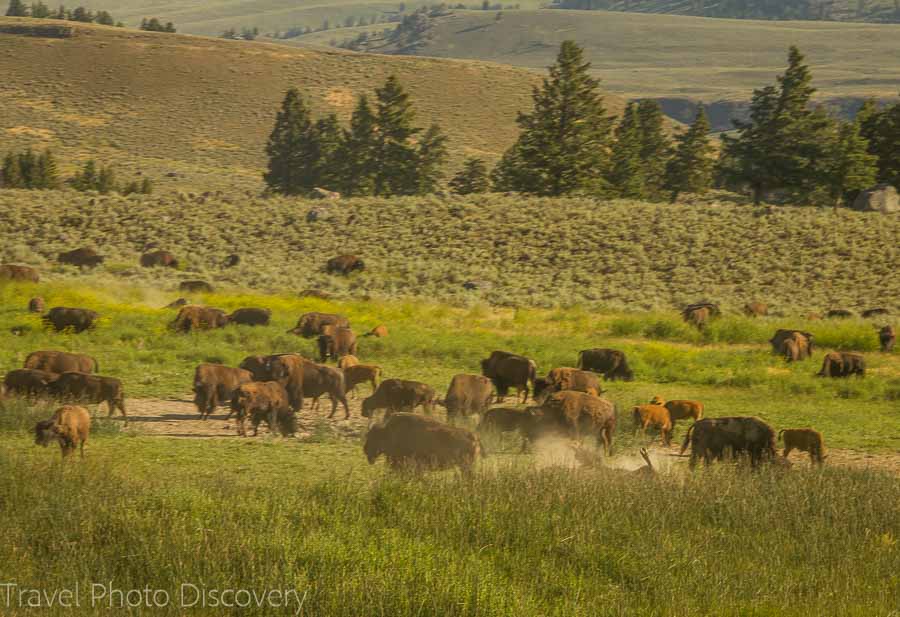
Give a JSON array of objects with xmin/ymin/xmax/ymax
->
[
  {"xmin": 361, "ymin": 395, "xmax": 378, "ymax": 418},
  {"xmin": 34, "ymin": 419, "xmax": 57, "ymax": 446},
  {"xmin": 649, "ymin": 395, "xmax": 665, "ymax": 406},
  {"xmin": 363, "ymin": 425, "xmax": 385, "ymax": 463}
]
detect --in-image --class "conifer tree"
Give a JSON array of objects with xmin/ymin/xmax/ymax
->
[
  {"xmin": 857, "ymin": 99, "xmax": 900, "ymax": 187},
  {"xmin": 264, "ymin": 88, "xmax": 320, "ymax": 195},
  {"xmin": 17, "ymin": 149, "xmax": 37, "ymax": 189},
  {"xmin": 70, "ymin": 160, "xmax": 98, "ymax": 191},
  {"xmin": 609, "ymin": 103, "xmax": 646, "ymax": 198},
  {"xmin": 30, "ymin": 1, "xmax": 49, "ymax": 17},
  {"xmin": 374, "ymin": 75, "xmax": 419, "ymax": 196},
  {"xmin": 339, "ymin": 95, "xmax": 378, "ymax": 197},
  {"xmin": 821, "ymin": 119, "xmax": 878, "ymax": 208},
  {"xmin": 5, "ymin": 0, "xmax": 27, "ymax": 16},
  {"xmin": 313, "ymin": 114, "xmax": 343, "ymax": 190},
  {"xmin": 415, "ymin": 123, "xmax": 448, "ymax": 194},
  {"xmin": 449, "ymin": 158, "xmax": 490, "ymax": 194},
  {"xmin": 96, "ymin": 165, "xmax": 116, "ymax": 194},
  {"xmin": 636, "ymin": 99, "xmax": 671, "ymax": 200},
  {"xmin": 664, "ymin": 106, "xmax": 713, "ymax": 202},
  {"xmin": 1, "ymin": 153, "xmax": 25, "ymax": 188},
  {"xmin": 95, "ymin": 10, "xmax": 114, "ymax": 25},
  {"xmin": 34, "ymin": 149, "xmax": 60, "ymax": 189}
]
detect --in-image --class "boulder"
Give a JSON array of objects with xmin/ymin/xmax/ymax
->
[{"xmin": 852, "ymin": 184, "xmax": 899, "ymax": 213}]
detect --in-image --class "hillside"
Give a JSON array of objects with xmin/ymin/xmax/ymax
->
[{"xmin": 0, "ymin": 18, "xmax": 588, "ymax": 192}]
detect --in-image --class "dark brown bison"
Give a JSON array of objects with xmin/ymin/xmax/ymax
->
[
  {"xmin": 43, "ymin": 307, "xmax": 98, "ymax": 333},
  {"xmin": 779, "ymin": 428, "xmax": 825, "ymax": 465},
  {"xmin": 268, "ymin": 354, "xmax": 349, "ymax": 418},
  {"xmin": 364, "ymin": 324, "xmax": 388, "ymax": 338},
  {"xmin": 288, "ymin": 312, "xmax": 350, "ymax": 338},
  {"xmin": 632, "ymin": 404, "xmax": 672, "ymax": 445},
  {"xmin": 49, "ymin": 372, "xmax": 127, "ymax": 420},
  {"xmin": 443, "ymin": 374, "xmax": 494, "ymax": 419},
  {"xmin": 192, "ymin": 363, "xmax": 252, "ymax": 419},
  {"xmin": 317, "ymin": 328, "xmax": 358, "ymax": 362},
  {"xmin": 880, "ymin": 326, "xmax": 895, "ymax": 352},
  {"xmin": 170, "ymin": 305, "xmax": 229, "ymax": 332},
  {"xmin": 769, "ymin": 330, "xmax": 814, "ymax": 358},
  {"xmin": 682, "ymin": 302, "xmax": 719, "ymax": 329},
  {"xmin": 326, "ymin": 254, "xmax": 365, "ymax": 275},
  {"xmin": 228, "ymin": 308, "xmax": 271, "ymax": 326},
  {"xmin": 0, "ymin": 264, "xmax": 39, "ymax": 283},
  {"xmin": 817, "ymin": 351, "xmax": 865, "ymax": 378},
  {"xmin": 230, "ymin": 381, "xmax": 295, "ymax": 437},
  {"xmin": 743, "ymin": 302, "xmax": 768, "ymax": 317},
  {"xmin": 480, "ymin": 351, "xmax": 536, "ymax": 403},
  {"xmin": 862, "ymin": 308, "xmax": 890, "ymax": 319},
  {"xmin": 826, "ymin": 309, "xmax": 853, "ymax": 319},
  {"xmin": 364, "ymin": 412, "xmax": 481, "ymax": 473},
  {"xmin": 34, "ymin": 405, "xmax": 90, "ymax": 459},
  {"xmin": 534, "ymin": 391, "xmax": 617, "ymax": 455},
  {"xmin": 476, "ymin": 407, "xmax": 535, "ymax": 435},
  {"xmin": 3, "ymin": 369, "xmax": 58, "ymax": 398},
  {"xmin": 680, "ymin": 416, "xmax": 777, "ymax": 468},
  {"xmin": 648, "ymin": 396, "xmax": 703, "ymax": 429},
  {"xmin": 58, "ymin": 247, "xmax": 104, "ymax": 268},
  {"xmin": 533, "ymin": 367, "xmax": 602, "ymax": 403},
  {"xmin": 362, "ymin": 379, "xmax": 436, "ymax": 418},
  {"xmin": 179, "ymin": 280, "xmax": 214, "ymax": 293},
  {"xmin": 28, "ymin": 296, "xmax": 45, "ymax": 313},
  {"xmin": 224, "ymin": 254, "xmax": 240, "ymax": 268},
  {"xmin": 238, "ymin": 354, "xmax": 283, "ymax": 381},
  {"xmin": 577, "ymin": 348, "xmax": 634, "ymax": 381},
  {"xmin": 140, "ymin": 250, "xmax": 179, "ymax": 268},
  {"xmin": 25, "ymin": 350, "xmax": 98, "ymax": 374},
  {"xmin": 343, "ymin": 364, "xmax": 381, "ymax": 397}
]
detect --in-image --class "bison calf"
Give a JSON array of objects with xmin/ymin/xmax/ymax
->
[
  {"xmin": 779, "ymin": 428, "xmax": 825, "ymax": 465},
  {"xmin": 632, "ymin": 404, "xmax": 672, "ymax": 446},
  {"xmin": 343, "ymin": 364, "xmax": 381, "ymax": 398},
  {"xmin": 34, "ymin": 405, "xmax": 91, "ymax": 458}
]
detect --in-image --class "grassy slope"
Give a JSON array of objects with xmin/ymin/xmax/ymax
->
[
  {"xmin": 303, "ymin": 9, "xmax": 900, "ymax": 102},
  {"xmin": 0, "ymin": 18, "xmax": 589, "ymax": 191}
]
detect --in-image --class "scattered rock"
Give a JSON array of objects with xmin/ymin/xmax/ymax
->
[{"xmin": 852, "ymin": 184, "xmax": 899, "ymax": 213}]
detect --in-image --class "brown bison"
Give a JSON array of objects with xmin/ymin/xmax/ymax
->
[
  {"xmin": 326, "ymin": 254, "xmax": 365, "ymax": 275},
  {"xmin": 238, "ymin": 354, "xmax": 292, "ymax": 381},
  {"xmin": 343, "ymin": 364, "xmax": 381, "ymax": 397},
  {"xmin": 535, "ymin": 391, "xmax": 617, "ymax": 455},
  {"xmin": 230, "ymin": 381, "xmax": 295, "ymax": 437},
  {"xmin": 682, "ymin": 302, "xmax": 720, "ymax": 329},
  {"xmin": 533, "ymin": 367, "xmax": 602, "ymax": 403},
  {"xmin": 0, "ymin": 264, "xmax": 39, "ymax": 283},
  {"xmin": 880, "ymin": 326, "xmax": 895, "ymax": 352},
  {"xmin": 28, "ymin": 296, "xmax": 45, "ymax": 313},
  {"xmin": 364, "ymin": 324, "xmax": 388, "ymax": 338},
  {"xmin": 288, "ymin": 312, "xmax": 350, "ymax": 338},
  {"xmin": 362, "ymin": 379, "xmax": 436, "ymax": 418},
  {"xmin": 337, "ymin": 355, "xmax": 359, "ymax": 369},
  {"xmin": 631, "ymin": 404, "xmax": 672, "ymax": 445},
  {"xmin": 817, "ymin": 352, "xmax": 865, "ymax": 378},
  {"xmin": 268, "ymin": 354, "xmax": 349, "ymax": 418},
  {"xmin": 224, "ymin": 254, "xmax": 240, "ymax": 268},
  {"xmin": 826, "ymin": 309, "xmax": 853, "ymax": 319},
  {"xmin": 476, "ymin": 407, "xmax": 535, "ymax": 435},
  {"xmin": 34, "ymin": 405, "xmax": 90, "ymax": 459},
  {"xmin": 140, "ymin": 250, "xmax": 179, "ymax": 268},
  {"xmin": 779, "ymin": 428, "xmax": 825, "ymax": 465},
  {"xmin": 192, "ymin": 363, "xmax": 252, "ymax": 419},
  {"xmin": 25, "ymin": 350, "xmax": 98, "ymax": 374},
  {"xmin": 317, "ymin": 328, "xmax": 358, "ymax": 362},
  {"xmin": 443, "ymin": 374, "xmax": 494, "ymax": 419},
  {"xmin": 364, "ymin": 412, "xmax": 481, "ymax": 473},
  {"xmin": 769, "ymin": 329, "xmax": 814, "ymax": 358},
  {"xmin": 58, "ymin": 247, "xmax": 104, "ymax": 268},
  {"xmin": 862, "ymin": 308, "xmax": 890, "ymax": 319},
  {"xmin": 43, "ymin": 307, "xmax": 99, "ymax": 333},
  {"xmin": 743, "ymin": 302, "xmax": 768, "ymax": 317},
  {"xmin": 648, "ymin": 396, "xmax": 703, "ymax": 429},
  {"xmin": 3, "ymin": 368, "xmax": 58, "ymax": 398},
  {"xmin": 577, "ymin": 348, "xmax": 634, "ymax": 381},
  {"xmin": 480, "ymin": 351, "xmax": 536, "ymax": 403},
  {"xmin": 228, "ymin": 307, "xmax": 271, "ymax": 326},
  {"xmin": 170, "ymin": 305, "xmax": 229, "ymax": 332},
  {"xmin": 165, "ymin": 298, "xmax": 188, "ymax": 309},
  {"xmin": 49, "ymin": 372, "xmax": 127, "ymax": 420},
  {"xmin": 680, "ymin": 416, "xmax": 777, "ymax": 468},
  {"xmin": 179, "ymin": 280, "xmax": 214, "ymax": 293}
]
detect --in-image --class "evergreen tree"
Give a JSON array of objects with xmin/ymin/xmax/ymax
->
[
  {"xmin": 69, "ymin": 5, "xmax": 92, "ymax": 21},
  {"xmin": 492, "ymin": 41, "xmax": 613, "ymax": 196},
  {"xmin": 52, "ymin": 4, "xmax": 65, "ymax": 18},
  {"xmin": 857, "ymin": 99, "xmax": 900, "ymax": 187},
  {"xmin": 636, "ymin": 99, "xmax": 671, "ymax": 200},
  {"xmin": 313, "ymin": 114, "xmax": 343, "ymax": 190},
  {"xmin": 34, "ymin": 149, "xmax": 60, "ymax": 189},
  {"xmin": 96, "ymin": 165, "xmax": 116, "ymax": 194},
  {"xmin": 30, "ymin": 1, "xmax": 50, "ymax": 17},
  {"xmin": 339, "ymin": 95, "xmax": 378, "ymax": 196},
  {"xmin": 1, "ymin": 153, "xmax": 25, "ymax": 188},
  {"xmin": 664, "ymin": 106, "xmax": 714, "ymax": 202},
  {"xmin": 609, "ymin": 103, "xmax": 646, "ymax": 199},
  {"xmin": 70, "ymin": 160, "xmax": 98, "ymax": 191},
  {"xmin": 5, "ymin": 0, "xmax": 27, "ymax": 16},
  {"xmin": 449, "ymin": 158, "xmax": 490, "ymax": 194},
  {"xmin": 17, "ymin": 149, "xmax": 37, "ymax": 189},
  {"xmin": 373, "ymin": 75, "xmax": 419, "ymax": 196},
  {"xmin": 415, "ymin": 123, "xmax": 448, "ymax": 194},
  {"xmin": 263, "ymin": 88, "xmax": 320, "ymax": 195},
  {"xmin": 140, "ymin": 177, "xmax": 153, "ymax": 194},
  {"xmin": 821, "ymin": 119, "xmax": 878, "ymax": 208},
  {"xmin": 95, "ymin": 10, "xmax": 114, "ymax": 25}
]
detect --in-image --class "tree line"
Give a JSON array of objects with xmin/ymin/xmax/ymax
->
[
  {"xmin": 5, "ymin": 0, "xmax": 120, "ymax": 25},
  {"xmin": 1, "ymin": 149, "xmax": 153, "ymax": 195}
]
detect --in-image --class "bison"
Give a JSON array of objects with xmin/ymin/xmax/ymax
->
[
  {"xmin": 533, "ymin": 367, "xmax": 602, "ymax": 403},
  {"xmin": 49, "ymin": 372, "xmax": 127, "ymax": 421},
  {"xmin": 179, "ymin": 280, "xmax": 214, "ymax": 293},
  {"xmin": 682, "ymin": 302, "xmax": 720, "ymax": 329},
  {"xmin": 680, "ymin": 416, "xmax": 777, "ymax": 468},
  {"xmin": 343, "ymin": 364, "xmax": 381, "ymax": 398},
  {"xmin": 862, "ymin": 308, "xmax": 890, "ymax": 319},
  {"xmin": 223, "ymin": 254, "xmax": 240, "ymax": 268},
  {"xmin": 362, "ymin": 379, "xmax": 436, "ymax": 418},
  {"xmin": 337, "ymin": 355, "xmax": 359, "ymax": 369},
  {"xmin": 58, "ymin": 247, "xmax": 104, "ymax": 268},
  {"xmin": 34, "ymin": 405, "xmax": 90, "ymax": 459},
  {"xmin": 826, "ymin": 309, "xmax": 853, "ymax": 319},
  {"xmin": 25, "ymin": 350, "xmax": 97, "ymax": 374},
  {"xmin": 480, "ymin": 350, "xmax": 536, "ymax": 403},
  {"xmin": 632, "ymin": 404, "xmax": 672, "ymax": 445},
  {"xmin": 192, "ymin": 363, "xmax": 252, "ymax": 419},
  {"xmin": 140, "ymin": 250, "xmax": 179, "ymax": 268},
  {"xmin": 743, "ymin": 302, "xmax": 768, "ymax": 317},
  {"xmin": 268, "ymin": 354, "xmax": 349, "ymax": 418},
  {"xmin": 43, "ymin": 307, "xmax": 98, "ymax": 333},
  {"xmin": 170, "ymin": 305, "xmax": 229, "ymax": 332},
  {"xmin": 577, "ymin": 348, "xmax": 634, "ymax": 381},
  {"xmin": 228, "ymin": 307, "xmax": 271, "ymax": 327},
  {"xmin": 317, "ymin": 328, "xmax": 358, "ymax": 362},
  {"xmin": 648, "ymin": 396, "xmax": 703, "ymax": 430},
  {"xmin": 817, "ymin": 351, "xmax": 865, "ymax": 378},
  {"xmin": 3, "ymin": 368, "xmax": 58, "ymax": 398},
  {"xmin": 230, "ymin": 381, "xmax": 295, "ymax": 437},
  {"xmin": 476, "ymin": 407, "xmax": 535, "ymax": 436},
  {"xmin": 0, "ymin": 264, "xmax": 39, "ymax": 283},
  {"xmin": 534, "ymin": 390, "xmax": 617, "ymax": 456},
  {"xmin": 880, "ymin": 325, "xmax": 895, "ymax": 352},
  {"xmin": 364, "ymin": 324, "xmax": 388, "ymax": 338},
  {"xmin": 364, "ymin": 412, "xmax": 481, "ymax": 473},
  {"xmin": 779, "ymin": 428, "xmax": 825, "ymax": 465},
  {"xmin": 769, "ymin": 330, "xmax": 814, "ymax": 358},
  {"xmin": 443, "ymin": 374, "xmax": 494, "ymax": 419},
  {"xmin": 326, "ymin": 254, "xmax": 365, "ymax": 275},
  {"xmin": 288, "ymin": 312, "xmax": 350, "ymax": 338},
  {"xmin": 28, "ymin": 296, "xmax": 45, "ymax": 313}
]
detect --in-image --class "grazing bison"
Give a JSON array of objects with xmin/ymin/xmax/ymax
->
[
  {"xmin": 343, "ymin": 364, "xmax": 381, "ymax": 397},
  {"xmin": 533, "ymin": 367, "xmax": 602, "ymax": 403},
  {"xmin": 179, "ymin": 280, "xmax": 214, "ymax": 293},
  {"xmin": 779, "ymin": 428, "xmax": 825, "ymax": 465},
  {"xmin": 288, "ymin": 312, "xmax": 350, "ymax": 338},
  {"xmin": 535, "ymin": 391, "xmax": 617, "ymax": 455},
  {"xmin": 880, "ymin": 326, "xmax": 895, "ymax": 352},
  {"xmin": 140, "ymin": 250, "xmax": 179, "ymax": 268},
  {"xmin": 443, "ymin": 374, "xmax": 494, "ymax": 419},
  {"xmin": 28, "ymin": 297, "xmax": 45, "ymax": 313},
  {"xmin": 0, "ymin": 264, "xmax": 39, "ymax": 283},
  {"xmin": 326, "ymin": 254, "xmax": 365, "ymax": 275},
  {"xmin": 268, "ymin": 354, "xmax": 349, "ymax": 418},
  {"xmin": 648, "ymin": 396, "xmax": 703, "ymax": 429},
  {"xmin": 3, "ymin": 368, "xmax": 58, "ymax": 398},
  {"xmin": 317, "ymin": 328, "xmax": 358, "ymax": 362},
  {"xmin": 337, "ymin": 355, "xmax": 359, "ymax": 369},
  {"xmin": 230, "ymin": 381, "xmax": 295, "ymax": 437},
  {"xmin": 817, "ymin": 352, "xmax": 865, "ymax": 378},
  {"xmin": 862, "ymin": 308, "xmax": 890, "ymax": 319},
  {"xmin": 480, "ymin": 350, "xmax": 536, "ymax": 403},
  {"xmin": 632, "ymin": 404, "xmax": 672, "ymax": 445},
  {"xmin": 170, "ymin": 305, "xmax": 229, "ymax": 332},
  {"xmin": 743, "ymin": 302, "xmax": 768, "ymax": 317},
  {"xmin": 364, "ymin": 324, "xmax": 388, "ymax": 338},
  {"xmin": 680, "ymin": 416, "xmax": 777, "ymax": 468},
  {"xmin": 682, "ymin": 302, "xmax": 720, "ymax": 329},
  {"xmin": 224, "ymin": 254, "xmax": 240, "ymax": 268},
  {"xmin": 34, "ymin": 405, "xmax": 90, "ymax": 459},
  {"xmin": 826, "ymin": 309, "xmax": 853, "ymax": 319},
  {"xmin": 228, "ymin": 307, "xmax": 271, "ymax": 326},
  {"xmin": 49, "ymin": 372, "xmax": 127, "ymax": 420},
  {"xmin": 58, "ymin": 247, "xmax": 103, "ymax": 268},
  {"xmin": 364, "ymin": 412, "xmax": 482, "ymax": 473},
  {"xmin": 769, "ymin": 330, "xmax": 814, "ymax": 358},
  {"xmin": 780, "ymin": 333, "xmax": 811, "ymax": 363},
  {"xmin": 25, "ymin": 350, "xmax": 98, "ymax": 374},
  {"xmin": 165, "ymin": 298, "xmax": 188, "ymax": 309},
  {"xmin": 192, "ymin": 363, "xmax": 252, "ymax": 419},
  {"xmin": 577, "ymin": 348, "xmax": 634, "ymax": 381},
  {"xmin": 362, "ymin": 379, "xmax": 436, "ymax": 418},
  {"xmin": 43, "ymin": 307, "xmax": 98, "ymax": 333}
]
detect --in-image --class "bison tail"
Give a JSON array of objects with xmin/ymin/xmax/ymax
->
[
  {"xmin": 576, "ymin": 351, "xmax": 584, "ymax": 370},
  {"xmin": 777, "ymin": 429, "xmax": 784, "ymax": 441},
  {"xmin": 92, "ymin": 356, "xmax": 100, "ymax": 373},
  {"xmin": 679, "ymin": 423, "xmax": 695, "ymax": 456}
]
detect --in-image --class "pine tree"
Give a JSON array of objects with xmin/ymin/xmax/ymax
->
[
  {"xmin": 492, "ymin": 41, "xmax": 613, "ymax": 196},
  {"xmin": 664, "ymin": 106, "xmax": 714, "ymax": 202},
  {"xmin": 263, "ymin": 88, "xmax": 320, "ymax": 195},
  {"xmin": 339, "ymin": 95, "xmax": 378, "ymax": 197},
  {"xmin": 1, "ymin": 153, "xmax": 25, "ymax": 188},
  {"xmin": 30, "ymin": 1, "xmax": 49, "ymax": 17},
  {"xmin": 70, "ymin": 160, "xmax": 98, "ymax": 191},
  {"xmin": 313, "ymin": 114, "xmax": 343, "ymax": 191},
  {"xmin": 34, "ymin": 149, "xmax": 60, "ymax": 189},
  {"xmin": 96, "ymin": 165, "xmax": 117, "ymax": 194},
  {"xmin": 69, "ymin": 5, "xmax": 92, "ymax": 21},
  {"xmin": 636, "ymin": 99, "xmax": 671, "ymax": 200},
  {"xmin": 609, "ymin": 103, "xmax": 646, "ymax": 199},
  {"xmin": 857, "ymin": 99, "xmax": 900, "ymax": 187},
  {"xmin": 140, "ymin": 177, "xmax": 153, "ymax": 194},
  {"xmin": 17, "ymin": 149, "xmax": 37, "ymax": 189},
  {"xmin": 449, "ymin": 158, "xmax": 490, "ymax": 194},
  {"xmin": 5, "ymin": 0, "xmax": 27, "ymax": 16},
  {"xmin": 95, "ymin": 10, "xmax": 114, "ymax": 25},
  {"xmin": 821, "ymin": 119, "xmax": 878, "ymax": 208},
  {"xmin": 373, "ymin": 75, "xmax": 419, "ymax": 196},
  {"xmin": 415, "ymin": 123, "xmax": 448, "ymax": 194}
]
